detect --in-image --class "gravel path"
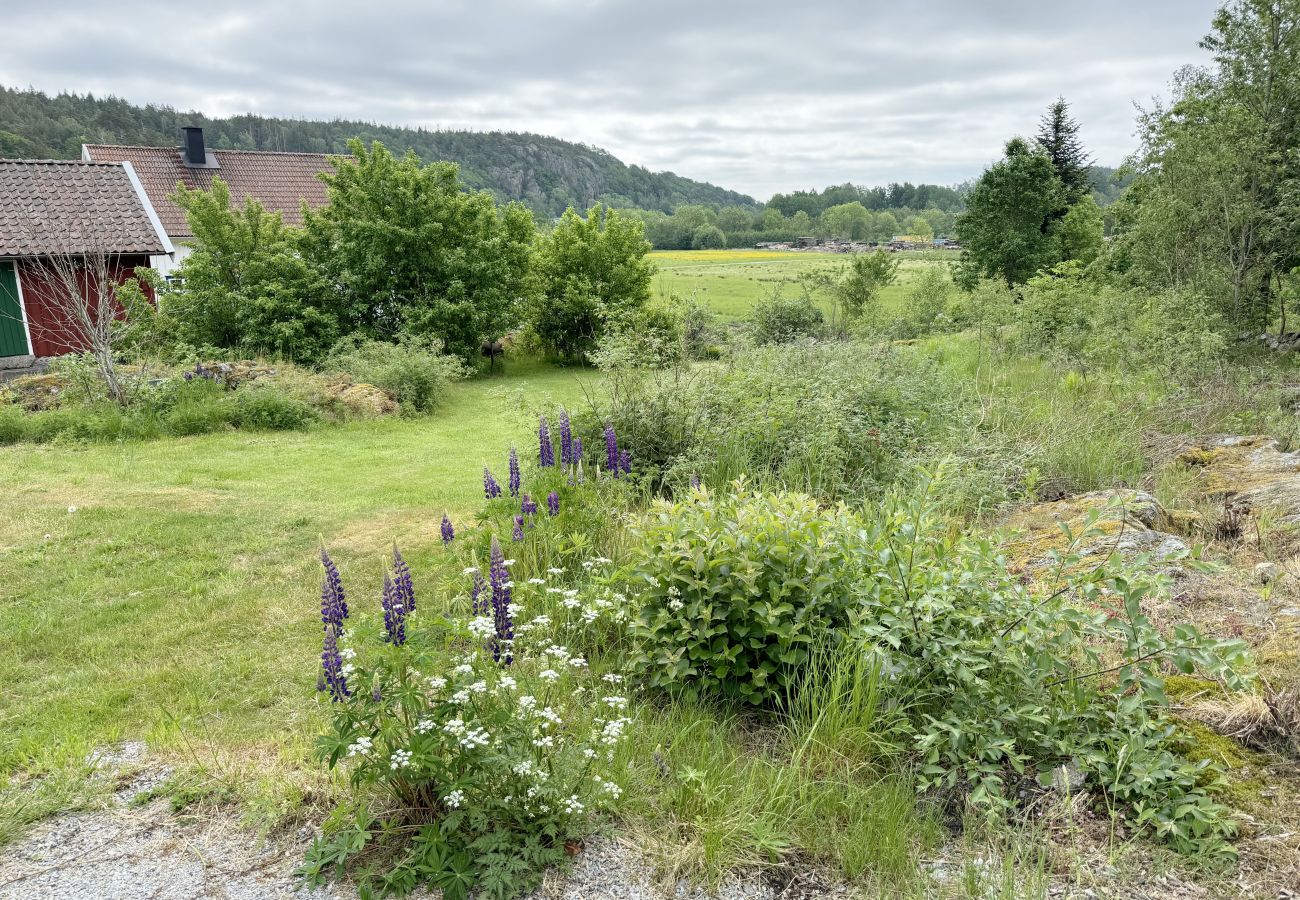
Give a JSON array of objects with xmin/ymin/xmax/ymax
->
[{"xmin": 0, "ymin": 744, "xmax": 805, "ymax": 900}]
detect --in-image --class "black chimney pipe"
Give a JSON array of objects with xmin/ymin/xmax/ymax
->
[{"xmin": 183, "ymin": 127, "xmax": 205, "ymax": 166}]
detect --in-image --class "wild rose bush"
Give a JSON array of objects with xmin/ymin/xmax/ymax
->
[{"xmin": 303, "ymin": 538, "xmax": 632, "ymax": 899}]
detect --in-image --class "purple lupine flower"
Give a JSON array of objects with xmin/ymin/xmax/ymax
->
[
  {"xmin": 471, "ymin": 569, "xmax": 486, "ymax": 616},
  {"xmin": 539, "ymin": 416, "xmax": 555, "ymax": 468},
  {"xmin": 690, "ymin": 473, "xmax": 701, "ymax": 489},
  {"xmin": 604, "ymin": 424, "xmax": 619, "ymax": 475},
  {"xmin": 521, "ymin": 493, "xmax": 538, "ymax": 516},
  {"xmin": 547, "ymin": 491, "xmax": 560, "ymax": 516},
  {"xmin": 618, "ymin": 448, "xmax": 632, "ymax": 475},
  {"xmin": 512, "ymin": 515, "xmax": 525, "ymax": 542},
  {"xmin": 441, "ymin": 513, "xmax": 455, "ymax": 545},
  {"xmin": 392, "ymin": 544, "xmax": 415, "ymax": 614},
  {"xmin": 508, "ymin": 447, "xmax": 521, "ymax": 497},
  {"xmin": 320, "ymin": 549, "xmax": 349, "ymax": 631},
  {"xmin": 484, "ymin": 467, "xmax": 502, "ymax": 500},
  {"xmin": 488, "ymin": 535, "xmax": 514, "ymax": 665},
  {"xmin": 320, "ymin": 625, "xmax": 350, "ymax": 701},
  {"xmin": 381, "ymin": 573, "xmax": 408, "ymax": 645},
  {"xmin": 559, "ymin": 409, "xmax": 573, "ymax": 465},
  {"xmin": 371, "ymin": 681, "xmax": 383, "ymax": 703},
  {"xmin": 573, "ymin": 436, "xmax": 583, "ymax": 463}
]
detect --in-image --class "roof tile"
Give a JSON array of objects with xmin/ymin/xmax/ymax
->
[
  {"xmin": 0, "ymin": 160, "xmax": 167, "ymax": 257},
  {"xmin": 83, "ymin": 145, "xmax": 338, "ymax": 240}
]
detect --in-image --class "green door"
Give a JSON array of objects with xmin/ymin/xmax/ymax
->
[{"xmin": 0, "ymin": 261, "xmax": 30, "ymax": 357}]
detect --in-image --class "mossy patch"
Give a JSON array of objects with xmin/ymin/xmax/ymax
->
[
  {"xmin": 1164, "ymin": 675, "xmax": 1225, "ymax": 704},
  {"xmin": 1173, "ymin": 721, "xmax": 1270, "ymax": 810}
]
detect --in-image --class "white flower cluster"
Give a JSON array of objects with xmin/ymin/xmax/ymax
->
[
  {"xmin": 390, "ymin": 749, "xmax": 413, "ymax": 770},
  {"xmin": 346, "ymin": 736, "xmax": 373, "ymax": 758},
  {"xmin": 444, "ymin": 789, "xmax": 465, "ymax": 808},
  {"xmin": 467, "ymin": 616, "xmax": 496, "ymax": 639}
]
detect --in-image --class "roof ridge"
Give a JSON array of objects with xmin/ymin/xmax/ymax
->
[
  {"xmin": 85, "ymin": 143, "xmax": 342, "ymax": 159},
  {"xmin": 0, "ymin": 158, "xmax": 125, "ymax": 167}
]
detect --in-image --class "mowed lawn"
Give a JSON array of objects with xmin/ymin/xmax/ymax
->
[
  {"xmin": 650, "ymin": 248, "xmax": 960, "ymax": 320},
  {"xmin": 0, "ymin": 361, "xmax": 598, "ymax": 772}
]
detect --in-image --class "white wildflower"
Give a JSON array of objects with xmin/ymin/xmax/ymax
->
[
  {"xmin": 602, "ymin": 673, "xmax": 624, "ymax": 684},
  {"xmin": 462, "ymin": 566, "xmax": 480, "ymax": 575},
  {"xmin": 547, "ymin": 567, "xmax": 564, "ymax": 575},
  {"xmin": 414, "ymin": 719, "xmax": 435, "ymax": 734},
  {"xmin": 539, "ymin": 669, "xmax": 560, "ymax": 682},
  {"xmin": 518, "ymin": 695, "xmax": 537, "ymax": 711},
  {"xmin": 564, "ymin": 795, "xmax": 584, "ymax": 814},
  {"xmin": 504, "ymin": 559, "xmax": 516, "ymax": 566},
  {"xmin": 453, "ymin": 663, "xmax": 474, "ymax": 676},
  {"xmin": 340, "ymin": 647, "xmax": 357, "ymax": 660},
  {"xmin": 528, "ymin": 577, "xmax": 546, "ymax": 585},
  {"xmin": 468, "ymin": 616, "xmax": 496, "ymax": 639},
  {"xmin": 345, "ymin": 736, "xmax": 373, "ymax": 758},
  {"xmin": 444, "ymin": 789, "xmax": 465, "ymax": 809},
  {"xmin": 390, "ymin": 749, "xmax": 413, "ymax": 770},
  {"xmin": 428, "ymin": 676, "xmax": 447, "ymax": 691},
  {"xmin": 668, "ymin": 598, "xmax": 684, "ymax": 612}
]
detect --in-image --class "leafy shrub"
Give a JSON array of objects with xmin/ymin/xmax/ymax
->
[
  {"xmin": 162, "ymin": 397, "xmax": 233, "ymax": 436},
  {"xmin": 890, "ymin": 267, "xmax": 952, "ymax": 339},
  {"xmin": 584, "ymin": 341, "xmax": 966, "ymax": 499},
  {"xmin": 326, "ymin": 335, "xmax": 466, "ymax": 413},
  {"xmin": 231, "ymin": 388, "xmax": 317, "ymax": 430},
  {"xmin": 305, "ymin": 545, "xmax": 631, "ymax": 899},
  {"xmin": 675, "ymin": 293, "xmax": 726, "ymax": 360},
  {"xmin": 0, "ymin": 405, "xmax": 24, "ymax": 444},
  {"xmin": 592, "ymin": 304, "xmax": 684, "ymax": 370},
  {"xmin": 747, "ymin": 286, "xmax": 825, "ymax": 345},
  {"xmin": 626, "ymin": 474, "xmax": 1251, "ymax": 857},
  {"xmin": 627, "ymin": 486, "xmax": 862, "ymax": 705}
]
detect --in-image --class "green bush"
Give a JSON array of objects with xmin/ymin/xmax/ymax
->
[
  {"xmin": 326, "ymin": 335, "xmax": 466, "ymax": 414},
  {"xmin": 592, "ymin": 304, "xmax": 684, "ymax": 370},
  {"xmin": 627, "ymin": 486, "xmax": 862, "ymax": 705},
  {"xmin": 162, "ymin": 398, "xmax": 233, "ymax": 436},
  {"xmin": 585, "ymin": 341, "xmax": 967, "ymax": 499},
  {"xmin": 231, "ymin": 389, "xmax": 317, "ymax": 431},
  {"xmin": 0, "ymin": 405, "xmax": 26, "ymax": 444},
  {"xmin": 747, "ymin": 287, "xmax": 825, "ymax": 345}
]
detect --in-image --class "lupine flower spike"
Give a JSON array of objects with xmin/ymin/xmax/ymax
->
[
  {"xmin": 691, "ymin": 473, "xmax": 701, "ymax": 489},
  {"xmin": 539, "ymin": 416, "xmax": 555, "ymax": 467},
  {"xmin": 508, "ymin": 447, "xmax": 521, "ymax": 497},
  {"xmin": 604, "ymin": 424, "xmax": 619, "ymax": 476},
  {"xmin": 573, "ymin": 436, "xmax": 583, "ymax": 463},
  {"xmin": 320, "ymin": 624, "xmax": 350, "ymax": 701},
  {"xmin": 320, "ymin": 548, "xmax": 349, "ymax": 631},
  {"xmin": 483, "ymin": 466, "xmax": 502, "ymax": 499},
  {"xmin": 521, "ymin": 493, "xmax": 538, "ymax": 516},
  {"xmin": 618, "ymin": 448, "xmax": 632, "ymax": 476},
  {"xmin": 547, "ymin": 491, "xmax": 560, "ymax": 516},
  {"xmin": 381, "ymin": 572, "xmax": 408, "ymax": 645},
  {"xmin": 488, "ymin": 535, "xmax": 515, "ymax": 665},
  {"xmin": 512, "ymin": 515, "xmax": 526, "ymax": 542},
  {"xmin": 441, "ymin": 513, "xmax": 455, "ymax": 545},
  {"xmin": 392, "ymin": 544, "xmax": 415, "ymax": 614},
  {"xmin": 559, "ymin": 409, "xmax": 573, "ymax": 465}
]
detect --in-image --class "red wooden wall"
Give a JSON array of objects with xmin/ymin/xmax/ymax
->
[{"xmin": 18, "ymin": 255, "xmax": 153, "ymax": 357}]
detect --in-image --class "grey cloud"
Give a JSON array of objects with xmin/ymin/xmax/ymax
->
[{"xmin": 0, "ymin": 0, "xmax": 1220, "ymax": 198}]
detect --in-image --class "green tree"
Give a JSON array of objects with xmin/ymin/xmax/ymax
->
[
  {"xmin": 835, "ymin": 250, "xmax": 900, "ymax": 327},
  {"xmin": 956, "ymin": 138, "xmax": 1063, "ymax": 287},
  {"xmin": 302, "ymin": 140, "xmax": 535, "ymax": 362},
  {"xmin": 692, "ymin": 224, "xmax": 727, "ymax": 249},
  {"xmin": 1119, "ymin": 0, "xmax": 1300, "ymax": 330},
  {"xmin": 1056, "ymin": 195, "xmax": 1105, "ymax": 264},
  {"xmin": 790, "ymin": 210, "xmax": 814, "ymax": 236},
  {"xmin": 819, "ymin": 202, "xmax": 872, "ymax": 240},
  {"xmin": 169, "ymin": 177, "xmax": 338, "ymax": 362},
  {"xmin": 1036, "ymin": 97, "xmax": 1093, "ymax": 205},
  {"xmin": 530, "ymin": 204, "xmax": 654, "ymax": 361}
]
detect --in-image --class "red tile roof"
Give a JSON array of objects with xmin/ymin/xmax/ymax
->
[
  {"xmin": 0, "ymin": 160, "xmax": 168, "ymax": 257},
  {"xmin": 83, "ymin": 144, "xmax": 340, "ymax": 241}
]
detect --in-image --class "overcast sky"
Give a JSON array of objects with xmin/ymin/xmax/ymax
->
[{"xmin": 3, "ymin": 0, "xmax": 1219, "ymax": 200}]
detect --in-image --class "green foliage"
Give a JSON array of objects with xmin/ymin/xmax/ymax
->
[
  {"xmin": 956, "ymin": 138, "xmax": 1063, "ymax": 287},
  {"xmin": 303, "ymin": 140, "xmax": 535, "ymax": 362},
  {"xmin": 167, "ymin": 178, "xmax": 339, "ymax": 363},
  {"xmin": 836, "ymin": 250, "xmax": 900, "ymax": 326},
  {"xmin": 529, "ymin": 204, "xmax": 654, "ymax": 361},
  {"xmin": 627, "ymin": 486, "xmax": 862, "ymax": 705},
  {"xmin": 1055, "ymin": 196, "xmax": 1105, "ymax": 265},
  {"xmin": 592, "ymin": 304, "xmax": 685, "ymax": 371},
  {"xmin": 1036, "ymin": 97, "xmax": 1093, "ymax": 205},
  {"xmin": 588, "ymin": 342, "xmax": 964, "ymax": 500},
  {"xmin": 230, "ymin": 388, "xmax": 317, "ymax": 430},
  {"xmin": 746, "ymin": 286, "xmax": 825, "ymax": 345},
  {"xmin": 891, "ymin": 266, "xmax": 952, "ymax": 339},
  {"xmin": 325, "ymin": 335, "xmax": 467, "ymax": 414},
  {"xmin": 691, "ymin": 224, "xmax": 726, "ymax": 250}
]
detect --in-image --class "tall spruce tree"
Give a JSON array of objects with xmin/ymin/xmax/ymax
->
[{"xmin": 1036, "ymin": 97, "xmax": 1093, "ymax": 205}]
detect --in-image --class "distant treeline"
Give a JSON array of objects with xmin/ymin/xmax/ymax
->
[{"xmin": 0, "ymin": 85, "xmax": 755, "ymax": 218}]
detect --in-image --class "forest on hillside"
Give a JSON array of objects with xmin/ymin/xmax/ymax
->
[{"xmin": 0, "ymin": 85, "xmax": 756, "ymax": 218}]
